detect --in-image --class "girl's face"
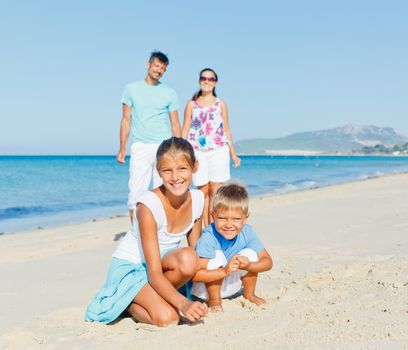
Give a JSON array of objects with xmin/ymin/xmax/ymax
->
[
  {"xmin": 199, "ymin": 70, "xmax": 217, "ymax": 94},
  {"xmin": 157, "ymin": 153, "xmax": 197, "ymax": 196}
]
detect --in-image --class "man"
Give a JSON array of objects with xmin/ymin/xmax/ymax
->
[{"xmin": 117, "ymin": 51, "xmax": 181, "ymax": 223}]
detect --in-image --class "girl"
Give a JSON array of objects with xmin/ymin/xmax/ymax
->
[
  {"xmin": 182, "ymin": 68, "xmax": 240, "ymax": 227},
  {"xmin": 85, "ymin": 137, "xmax": 208, "ymax": 326}
]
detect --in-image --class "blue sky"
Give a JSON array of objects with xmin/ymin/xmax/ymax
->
[{"xmin": 0, "ymin": 0, "xmax": 407, "ymax": 154}]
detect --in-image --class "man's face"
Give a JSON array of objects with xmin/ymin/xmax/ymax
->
[
  {"xmin": 147, "ymin": 58, "xmax": 167, "ymax": 81},
  {"xmin": 212, "ymin": 207, "xmax": 248, "ymax": 240}
]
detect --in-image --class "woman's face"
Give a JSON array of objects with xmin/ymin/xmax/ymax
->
[{"xmin": 199, "ymin": 70, "xmax": 217, "ymax": 93}]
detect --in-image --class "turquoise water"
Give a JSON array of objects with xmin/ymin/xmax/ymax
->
[{"xmin": 1, "ymin": 155, "xmax": 408, "ymax": 233}]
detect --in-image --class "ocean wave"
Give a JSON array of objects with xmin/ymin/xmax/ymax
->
[
  {"xmin": 272, "ymin": 180, "xmax": 319, "ymax": 195},
  {"xmin": 0, "ymin": 199, "xmax": 124, "ymax": 220}
]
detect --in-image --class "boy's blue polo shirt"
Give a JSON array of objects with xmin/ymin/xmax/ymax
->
[{"xmin": 195, "ymin": 223, "xmax": 264, "ymax": 261}]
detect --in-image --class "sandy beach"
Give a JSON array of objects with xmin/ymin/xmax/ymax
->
[{"xmin": 1, "ymin": 173, "xmax": 408, "ymax": 349}]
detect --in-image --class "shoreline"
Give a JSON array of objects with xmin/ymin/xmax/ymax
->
[
  {"xmin": 1, "ymin": 173, "xmax": 408, "ymax": 348},
  {"xmin": 2, "ymin": 169, "xmax": 408, "ymax": 235}
]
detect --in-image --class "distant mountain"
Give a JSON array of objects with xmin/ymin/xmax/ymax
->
[{"xmin": 235, "ymin": 124, "xmax": 408, "ymax": 154}]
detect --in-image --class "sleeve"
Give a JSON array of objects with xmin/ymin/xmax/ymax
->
[
  {"xmin": 136, "ymin": 192, "xmax": 163, "ymax": 227},
  {"xmin": 243, "ymin": 225, "xmax": 264, "ymax": 253},
  {"xmin": 167, "ymin": 88, "xmax": 179, "ymax": 112},
  {"xmin": 195, "ymin": 230, "xmax": 218, "ymax": 259},
  {"xmin": 192, "ymin": 189, "xmax": 205, "ymax": 220},
  {"xmin": 120, "ymin": 84, "xmax": 133, "ymax": 107}
]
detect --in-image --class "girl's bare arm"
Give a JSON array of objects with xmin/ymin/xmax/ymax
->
[
  {"xmin": 187, "ymin": 215, "xmax": 203, "ymax": 248},
  {"xmin": 138, "ymin": 204, "xmax": 190, "ymax": 309}
]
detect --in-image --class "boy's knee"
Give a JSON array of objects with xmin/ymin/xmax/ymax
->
[
  {"xmin": 238, "ymin": 248, "xmax": 258, "ymax": 262},
  {"xmin": 152, "ymin": 307, "xmax": 179, "ymax": 327},
  {"xmin": 177, "ymin": 247, "xmax": 199, "ymax": 276},
  {"xmin": 207, "ymin": 250, "xmax": 228, "ymax": 270}
]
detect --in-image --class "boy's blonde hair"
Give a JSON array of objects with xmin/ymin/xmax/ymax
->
[{"xmin": 213, "ymin": 181, "xmax": 249, "ymax": 215}]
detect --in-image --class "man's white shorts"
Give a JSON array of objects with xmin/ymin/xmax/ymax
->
[
  {"xmin": 193, "ymin": 145, "xmax": 230, "ymax": 187},
  {"xmin": 191, "ymin": 248, "xmax": 259, "ymax": 300},
  {"xmin": 128, "ymin": 142, "xmax": 162, "ymax": 210}
]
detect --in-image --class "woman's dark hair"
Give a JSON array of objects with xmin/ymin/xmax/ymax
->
[
  {"xmin": 192, "ymin": 68, "xmax": 218, "ymax": 101},
  {"xmin": 156, "ymin": 137, "xmax": 196, "ymax": 169}
]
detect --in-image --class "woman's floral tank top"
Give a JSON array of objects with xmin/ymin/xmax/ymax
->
[{"xmin": 188, "ymin": 98, "xmax": 229, "ymax": 151}]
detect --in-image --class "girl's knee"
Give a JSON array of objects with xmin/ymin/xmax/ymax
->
[
  {"xmin": 152, "ymin": 307, "xmax": 179, "ymax": 327},
  {"xmin": 177, "ymin": 247, "xmax": 199, "ymax": 276}
]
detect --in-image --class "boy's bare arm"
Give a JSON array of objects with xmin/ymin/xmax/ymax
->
[
  {"xmin": 192, "ymin": 256, "xmax": 240, "ymax": 283},
  {"xmin": 237, "ymin": 249, "xmax": 273, "ymax": 273}
]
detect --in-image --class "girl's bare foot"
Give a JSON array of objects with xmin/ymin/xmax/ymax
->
[{"xmin": 243, "ymin": 293, "xmax": 266, "ymax": 306}]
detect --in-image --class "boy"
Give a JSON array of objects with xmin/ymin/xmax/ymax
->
[{"xmin": 192, "ymin": 182, "xmax": 273, "ymax": 311}]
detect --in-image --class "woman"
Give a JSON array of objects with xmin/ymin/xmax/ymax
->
[{"xmin": 182, "ymin": 68, "xmax": 240, "ymax": 226}]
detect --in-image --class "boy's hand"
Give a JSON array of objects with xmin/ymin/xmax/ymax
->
[
  {"xmin": 236, "ymin": 255, "xmax": 250, "ymax": 270},
  {"xmin": 224, "ymin": 255, "xmax": 240, "ymax": 276},
  {"xmin": 180, "ymin": 300, "xmax": 208, "ymax": 322}
]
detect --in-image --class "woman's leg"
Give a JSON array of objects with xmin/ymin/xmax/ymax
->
[
  {"xmin": 208, "ymin": 182, "xmax": 222, "ymax": 224},
  {"xmin": 127, "ymin": 247, "xmax": 199, "ymax": 326},
  {"xmin": 197, "ymin": 183, "xmax": 210, "ymax": 227}
]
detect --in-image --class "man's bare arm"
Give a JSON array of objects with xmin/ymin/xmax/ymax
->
[
  {"xmin": 169, "ymin": 110, "xmax": 181, "ymax": 137},
  {"xmin": 117, "ymin": 104, "xmax": 131, "ymax": 164}
]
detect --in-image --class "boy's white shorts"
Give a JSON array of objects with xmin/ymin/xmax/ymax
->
[
  {"xmin": 193, "ymin": 145, "xmax": 230, "ymax": 187},
  {"xmin": 191, "ymin": 248, "xmax": 259, "ymax": 300},
  {"xmin": 128, "ymin": 142, "xmax": 162, "ymax": 210}
]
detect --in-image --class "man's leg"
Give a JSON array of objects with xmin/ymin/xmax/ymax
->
[{"xmin": 128, "ymin": 143, "xmax": 154, "ymax": 224}]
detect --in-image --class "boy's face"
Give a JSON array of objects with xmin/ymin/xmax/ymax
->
[{"xmin": 211, "ymin": 207, "xmax": 248, "ymax": 240}]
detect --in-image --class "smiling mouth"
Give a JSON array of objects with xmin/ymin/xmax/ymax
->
[{"xmin": 170, "ymin": 182, "xmax": 184, "ymax": 189}]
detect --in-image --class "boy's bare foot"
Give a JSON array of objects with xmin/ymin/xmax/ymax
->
[
  {"xmin": 243, "ymin": 293, "xmax": 266, "ymax": 306},
  {"xmin": 208, "ymin": 299, "xmax": 223, "ymax": 312},
  {"xmin": 209, "ymin": 304, "xmax": 223, "ymax": 312}
]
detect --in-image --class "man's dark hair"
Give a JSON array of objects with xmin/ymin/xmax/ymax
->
[{"xmin": 149, "ymin": 51, "xmax": 169, "ymax": 65}]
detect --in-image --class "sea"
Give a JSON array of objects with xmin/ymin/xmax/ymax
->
[{"xmin": 1, "ymin": 155, "xmax": 408, "ymax": 234}]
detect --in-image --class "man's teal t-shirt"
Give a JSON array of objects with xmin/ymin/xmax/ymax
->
[{"xmin": 121, "ymin": 80, "xmax": 179, "ymax": 144}]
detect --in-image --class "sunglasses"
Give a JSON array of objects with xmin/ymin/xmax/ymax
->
[{"xmin": 199, "ymin": 76, "xmax": 216, "ymax": 83}]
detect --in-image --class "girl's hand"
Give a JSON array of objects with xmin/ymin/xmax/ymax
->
[
  {"xmin": 224, "ymin": 255, "xmax": 240, "ymax": 275},
  {"xmin": 232, "ymin": 155, "xmax": 241, "ymax": 168},
  {"xmin": 236, "ymin": 255, "xmax": 250, "ymax": 270},
  {"xmin": 180, "ymin": 300, "xmax": 208, "ymax": 322}
]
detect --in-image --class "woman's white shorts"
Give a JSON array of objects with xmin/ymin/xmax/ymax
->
[{"xmin": 193, "ymin": 145, "xmax": 230, "ymax": 187}]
